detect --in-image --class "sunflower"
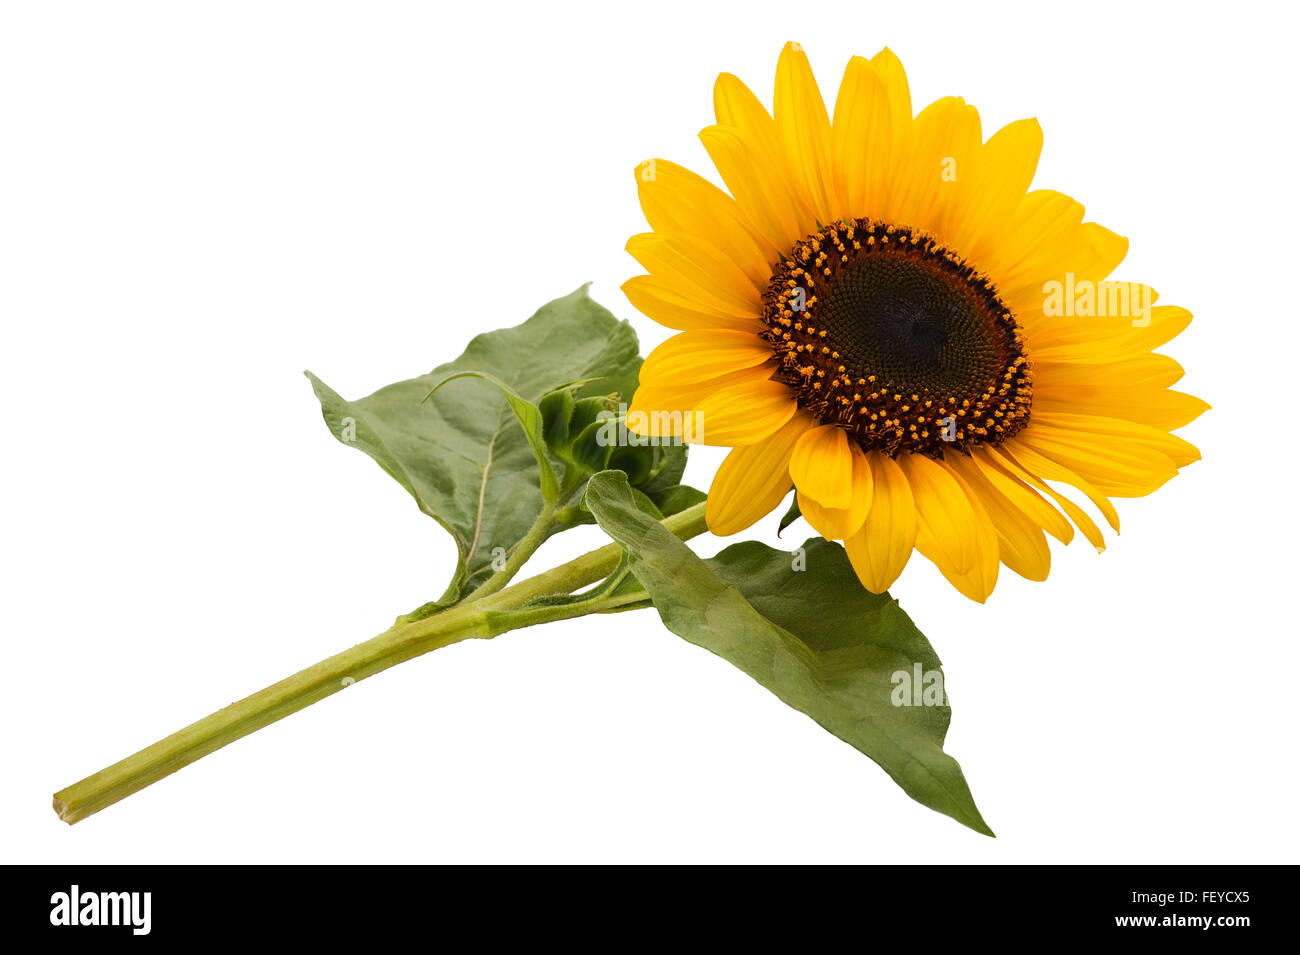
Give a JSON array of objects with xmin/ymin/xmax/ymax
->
[{"xmin": 624, "ymin": 42, "xmax": 1206, "ymax": 602}]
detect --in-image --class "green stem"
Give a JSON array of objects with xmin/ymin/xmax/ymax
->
[
  {"xmin": 53, "ymin": 501, "xmax": 708, "ymax": 825},
  {"xmin": 462, "ymin": 500, "xmax": 556, "ymax": 602},
  {"xmin": 54, "ymin": 604, "xmax": 489, "ymax": 825}
]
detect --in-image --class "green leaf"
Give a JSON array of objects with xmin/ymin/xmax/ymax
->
[
  {"xmin": 305, "ymin": 285, "xmax": 643, "ymax": 599},
  {"xmin": 423, "ymin": 370, "xmax": 559, "ymax": 504},
  {"xmin": 583, "ymin": 470, "xmax": 994, "ymax": 836}
]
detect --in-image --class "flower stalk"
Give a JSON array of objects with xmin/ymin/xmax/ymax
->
[{"xmin": 53, "ymin": 501, "xmax": 708, "ymax": 825}]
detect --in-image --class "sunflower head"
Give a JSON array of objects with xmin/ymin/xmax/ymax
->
[{"xmin": 624, "ymin": 42, "xmax": 1206, "ymax": 602}]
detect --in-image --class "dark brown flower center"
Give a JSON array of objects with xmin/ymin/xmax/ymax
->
[{"xmin": 760, "ymin": 219, "xmax": 1031, "ymax": 456}]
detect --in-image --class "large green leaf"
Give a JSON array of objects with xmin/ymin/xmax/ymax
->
[
  {"xmin": 583, "ymin": 470, "xmax": 993, "ymax": 835},
  {"xmin": 422, "ymin": 370, "xmax": 560, "ymax": 505},
  {"xmin": 306, "ymin": 286, "xmax": 676, "ymax": 601}
]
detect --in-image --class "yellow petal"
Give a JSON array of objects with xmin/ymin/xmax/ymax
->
[
  {"xmin": 969, "ymin": 448, "xmax": 1074, "ymax": 545},
  {"xmin": 690, "ymin": 379, "xmax": 798, "ymax": 447},
  {"xmin": 700, "ymin": 124, "xmax": 804, "ymax": 253},
  {"xmin": 638, "ymin": 330, "xmax": 772, "ymax": 389},
  {"xmin": 948, "ymin": 454, "xmax": 1051, "ymax": 582},
  {"xmin": 989, "ymin": 446, "xmax": 1107, "ymax": 551},
  {"xmin": 1020, "ymin": 283, "xmax": 1160, "ymax": 352},
  {"xmin": 774, "ymin": 41, "xmax": 840, "ymax": 223},
  {"xmin": 869, "ymin": 47, "xmax": 913, "ymax": 175},
  {"xmin": 626, "ymin": 232, "xmax": 763, "ymax": 316},
  {"xmin": 898, "ymin": 454, "xmax": 980, "ymax": 576},
  {"xmin": 1001, "ymin": 222, "xmax": 1128, "ymax": 313},
  {"xmin": 706, "ymin": 413, "xmax": 813, "ymax": 535},
  {"xmin": 626, "ymin": 365, "xmax": 772, "ymax": 438},
  {"xmin": 831, "ymin": 55, "xmax": 892, "ymax": 216},
  {"xmin": 844, "ymin": 451, "xmax": 915, "ymax": 593},
  {"xmin": 1034, "ymin": 353, "xmax": 1187, "ymax": 391},
  {"xmin": 949, "ymin": 118, "xmax": 1043, "ymax": 259},
  {"xmin": 1018, "ymin": 424, "xmax": 1180, "ymax": 498},
  {"xmin": 1030, "ymin": 411, "xmax": 1202, "ymax": 468},
  {"xmin": 635, "ymin": 157, "xmax": 779, "ymax": 283},
  {"xmin": 1000, "ymin": 439, "xmax": 1122, "ymax": 533},
  {"xmin": 789, "ymin": 424, "xmax": 854, "ymax": 510},
  {"xmin": 1028, "ymin": 305, "xmax": 1194, "ymax": 365},
  {"xmin": 938, "ymin": 466, "xmax": 1002, "ymax": 601},
  {"xmin": 622, "ymin": 275, "xmax": 761, "ymax": 333},
  {"xmin": 714, "ymin": 71, "xmax": 783, "ymax": 163},
  {"xmin": 797, "ymin": 444, "xmax": 874, "ymax": 539},
  {"xmin": 980, "ymin": 189, "xmax": 1085, "ymax": 287},
  {"xmin": 885, "ymin": 96, "xmax": 981, "ymax": 241}
]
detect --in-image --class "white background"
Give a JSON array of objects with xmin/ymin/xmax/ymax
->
[{"xmin": 3, "ymin": 0, "xmax": 1296, "ymax": 864}]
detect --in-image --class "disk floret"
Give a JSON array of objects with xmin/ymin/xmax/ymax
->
[{"xmin": 760, "ymin": 218, "xmax": 1032, "ymax": 456}]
